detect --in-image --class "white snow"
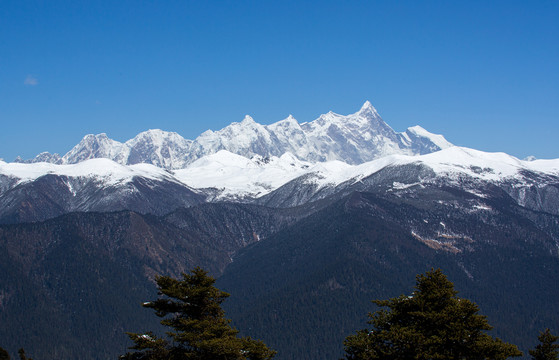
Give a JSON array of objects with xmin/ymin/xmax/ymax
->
[
  {"xmin": 392, "ymin": 182, "xmax": 421, "ymax": 190},
  {"xmin": 407, "ymin": 126, "xmax": 453, "ymax": 149},
  {"xmin": 418, "ymin": 147, "xmax": 559, "ymax": 180},
  {"xmin": 264, "ymin": 146, "xmax": 559, "ymax": 196},
  {"xmin": 473, "ymin": 204, "xmax": 492, "ymax": 211},
  {"xmin": 16, "ymin": 101, "xmax": 461, "ymax": 170},
  {"xmin": 400, "ymin": 132, "xmax": 412, "ymax": 144},
  {"xmin": 3, "ymin": 144, "xmax": 558, "ymax": 201},
  {"xmin": 0, "ymin": 158, "xmax": 179, "ymax": 187},
  {"xmin": 173, "ymin": 151, "xmax": 314, "ymax": 199}
]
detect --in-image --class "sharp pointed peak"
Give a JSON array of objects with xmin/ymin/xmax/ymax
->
[
  {"xmin": 359, "ymin": 100, "xmax": 377, "ymax": 112},
  {"xmin": 277, "ymin": 114, "xmax": 298, "ymax": 123},
  {"xmin": 317, "ymin": 110, "xmax": 339, "ymax": 120},
  {"xmin": 241, "ymin": 115, "xmax": 255, "ymax": 124},
  {"xmin": 356, "ymin": 100, "xmax": 382, "ymax": 119},
  {"xmin": 285, "ymin": 114, "xmax": 299, "ymax": 123}
]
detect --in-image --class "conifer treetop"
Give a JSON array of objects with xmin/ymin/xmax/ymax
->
[{"xmin": 343, "ymin": 268, "xmax": 522, "ymax": 360}]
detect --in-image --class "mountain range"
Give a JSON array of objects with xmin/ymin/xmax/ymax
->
[
  {"xmin": 13, "ymin": 101, "xmax": 452, "ymax": 168},
  {"xmin": 2, "ymin": 145, "xmax": 558, "ymax": 224},
  {"xmin": 1, "ymin": 102, "xmax": 558, "ymax": 359}
]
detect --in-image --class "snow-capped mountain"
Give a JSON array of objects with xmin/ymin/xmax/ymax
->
[
  {"xmin": 0, "ymin": 159, "xmax": 204, "ymax": 223},
  {"xmin": 15, "ymin": 102, "xmax": 452, "ymax": 169},
  {"xmin": 37, "ymin": 130, "xmax": 195, "ymax": 169},
  {"xmin": 172, "ymin": 150, "xmax": 313, "ymax": 200},
  {"xmin": 63, "ymin": 133, "xmax": 129, "ymax": 164},
  {"xmin": 255, "ymin": 147, "xmax": 559, "ymax": 213},
  {"xmin": 5, "ymin": 100, "xmax": 558, "ymax": 224},
  {"xmin": 2, "ymin": 146, "xmax": 559, "ymax": 223},
  {"xmin": 2, "ymin": 103, "xmax": 558, "ymax": 360}
]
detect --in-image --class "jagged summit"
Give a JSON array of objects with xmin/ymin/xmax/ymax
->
[
  {"xmin": 62, "ymin": 132, "xmax": 127, "ymax": 165},
  {"xmin": 360, "ymin": 102, "xmax": 386, "ymax": 124},
  {"xmin": 358, "ymin": 100, "xmax": 377, "ymax": 114},
  {"xmin": 15, "ymin": 102, "xmax": 453, "ymax": 169},
  {"xmin": 241, "ymin": 115, "xmax": 255, "ymax": 124}
]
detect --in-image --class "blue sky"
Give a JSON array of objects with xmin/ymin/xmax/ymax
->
[{"xmin": 1, "ymin": 1, "xmax": 557, "ymax": 161}]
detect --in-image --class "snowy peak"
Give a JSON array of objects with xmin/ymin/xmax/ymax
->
[
  {"xmin": 58, "ymin": 130, "xmax": 195, "ymax": 169},
  {"xmin": 254, "ymin": 145, "xmax": 559, "ymax": 211},
  {"xmin": 404, "ymin": 125, "xmax": 454, "ymax": 154},
  {"xmin": 63, "ymin": 133, "xmax": 127, "ymax": 164},
  {"xmin": 126, "ymin": 129, "xmax": 191, "ymax": 147},
  {"xmin": 358, "ymin": 100, "xmax": 381, "ymax": 118},
  {"xmin": 189, "ymin": 114, "xmax": 276, "ymax": 163},
  {"xmin": 16, "ymin": 101, "xmax": 454, "ymax": 169},
  {"xmin": 306, "ymin": 101, "xmax": 393, "ymax": 138},
  {"xmin": 296, "ymin": 102, "xmax": 410, "ymax": 163},
  {"xmin": 3, "ymin": 146, "xmax": 559, "ymax": 215},
  {"xmin": 268, "ymin": 115, "xmax": 301, "ymax": 130},
  {"xmin": 372, "ymin": 147, "xmax": 558, "ymax": 185},
  {"xmin": 361, "ymin": 100, "xmax": 374, "ymax": 110},
  {"xmin": 188, "ymin": 150, "xmax": 259, "ymax": 169},
  {"xmin": 173, "ymin": 150, "xmax": 313, "ymax": 200},
  {"xmin": 14, "ymin": 151, "xmax": 63, "ymax": 164},
  {"xmin": 125, "ymin": 129, "xmax": 193, "ymax": 169},
  {"xmin": 241, "ymin": 115, "xmax": 256, "ymax": 125},
  {"xmin": 33, "ymin": 152, "xmax": 62, "ymax": 164}
]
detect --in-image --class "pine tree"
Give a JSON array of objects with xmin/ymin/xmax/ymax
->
[
  {"xmin": 17, "ymin": 349, "xmax": 31, "ymax": 360},
  {"xmin": 121, "ymin": 267, "xmax": 276, "ymax": 360},
  {"xmin": 530, "ymin": 329, "xmax": 559, "ymax": 360},
  {"xmin": 0, "ymin": 347, "xmax": 9, "ymax": 360},
  {"xmin": 343, "ymin": 269, "xmax": 522, "ymax": 360}
]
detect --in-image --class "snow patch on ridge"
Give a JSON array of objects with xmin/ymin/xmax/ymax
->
[
  {"xmin": 3, "ymin": 145, "xmax": 559, "ymax": 203},
  {"xmin": 0, "ymin": 158, "xmax": 180, "ymax": 187},
  {"xmin": 406, "ymin": 126, "xmax": 453, "ymax": 150},
  {"xmin": 173, "ymin": 146, "xmax": 559, "ymax": 199},
  {"xmin": 173, "ymin": 151, "xmax": 314, "ymax": 199}
]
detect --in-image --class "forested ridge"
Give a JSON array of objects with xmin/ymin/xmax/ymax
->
[
  {"xmin": 1, "ymin": 188, "xmax": 558, "ymax": 359},
  {"xmin": 2, "ymin": 268, "xmax": 557, "ymax": 360}
]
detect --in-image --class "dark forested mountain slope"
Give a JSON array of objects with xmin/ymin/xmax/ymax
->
[
  {"xmin": 218, "ymin": 189, "xmax": 559, "ymax": 360},
  {"xmin": 0, "ymin": 202, "xmax": 305, "ymax": 359},
  {"xmin": 0, "ymin": 211, "xmax": 210, "ymax": 359},
  {"xmin": 1, "ymin": 153, "xmax": 558, "ymax": 359},
  {"xmin": 2, "ymin": 102, "xmax": 558, "ymax": 360},
  {"xmin": 0, "ymin": 173, "xmax": 205, "ymax": 224}
]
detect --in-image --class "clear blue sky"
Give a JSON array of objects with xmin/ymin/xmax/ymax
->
[{"xmin": 1, "ymin": 0, "xmax": 557, "ymax": 161}]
